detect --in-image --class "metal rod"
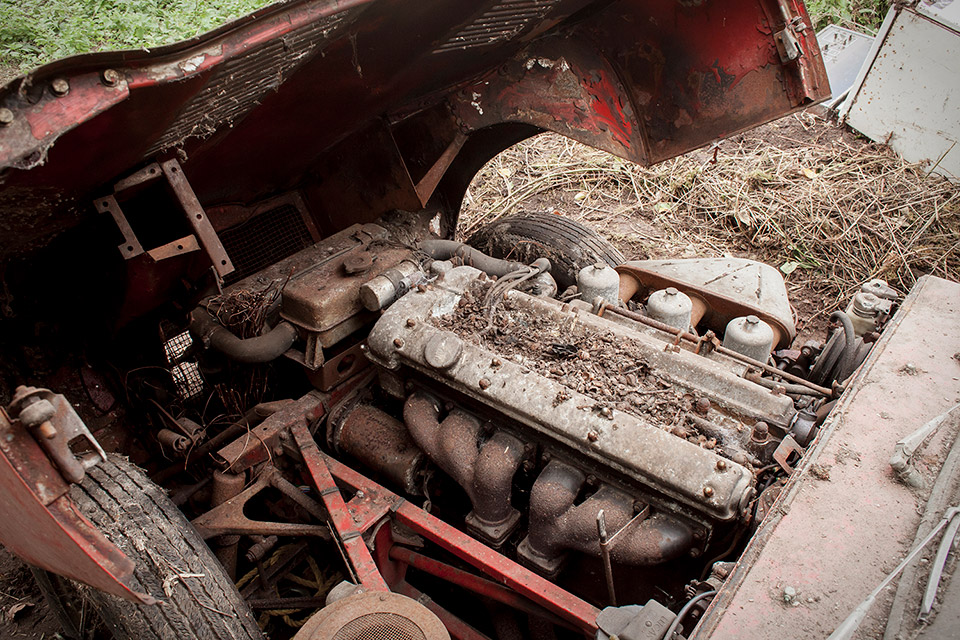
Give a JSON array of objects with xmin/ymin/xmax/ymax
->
[
  {"xmin": 389, "ymin": 546, "xmax": 573, "ymax": 629},
  {"xmin": 394, "ymin": 581, "xmax": 492, "ymax": 640},
  {"xmin": 319, "ymin": 452, "xmax": 601, "ymax": 633},
  {"xmin": 597, "ymin": 510, "xmax": 617, "ymax": 606},
  {"xmin": 290, "ymin": 423, "xmax": 389, "ymax": 592},
  {"xmin": 601, "ymin": 304, "xmax": 832, "ymax": 396}
]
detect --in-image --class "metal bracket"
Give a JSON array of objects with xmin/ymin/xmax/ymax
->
[
  {"xmin": 7, "ymin": 386, "xmax": 107, "ymax": 485},
  {"xmin": 773, "ymin": 434, "xmax": 805, "ymax": 473}
]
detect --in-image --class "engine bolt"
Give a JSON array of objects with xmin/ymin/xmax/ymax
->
[
  {"xmin": 703, "ymin": 486, "xmax": 714, "ymax": 497},
  {"xmin": 695, "ymin": 397, "xmax": 711, "ymax": 415},
  {"xmin": 586, "ymin": 474, "xmax": 598, "ymax": 486},
  {"xmin": 478, "ymin": 378, "xmax": 491, "ymax": 390},
  {"xmin": 406, "ymin": 318, "xmax": 416, "ymax": 327},
  {"xmin": 752, "ymin": 421, "xmax": 769, "ymax": 442},
  {"xmin": 0, "ymin": 108, "xmax": 13, "ymax": 127},
  {"xmin": 51, "ymin": 78, "xmax": 70, "ymax": 96},
  {"xmin": 587, "ymin": 430, "xmax": 599, "ymax": 442},
  {"xmin": 716, "ymin": 459, "xmax": 727, "ymax": 471},
  {"xmin": 393, "ymin": 338, "xmax": 404, "ymax": 348}
]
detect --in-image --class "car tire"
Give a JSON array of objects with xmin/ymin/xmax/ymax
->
[
  {"xmin": 466, "ymin": 212, "xmax": 624, "ymax": 290},
  {"xmin": 35, "ymin": 457, "xmax": 264, "ymax": 640}
]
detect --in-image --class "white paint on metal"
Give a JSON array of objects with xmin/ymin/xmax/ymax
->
[{"xmin": 841, "ymin": 5, "xmax": 960, "ymax": 181}]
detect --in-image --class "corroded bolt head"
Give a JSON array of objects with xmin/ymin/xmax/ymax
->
[
  {"xmin": 393, "ymin": 337, "xmax": 404, "ymax": 348},
  {"xmin": 716, "ymin": 459, "xmax": 727, "ymax": 471},
  {"xmin": 0, "ymin": 108, "xmax": 13, "ymax": 126},
  {"xmin": 51, "ymin": 78, "xmax": 70, "ymax": 96},
  {"xmin": 665, "ymin": 287, "xmax": 679, "ymax": 296},
  {"xmin": 745, "ymin": 315, "xmax": 760, "ymax": 326},
  {"xmin": 405, "ymin": 318, "xmax": 416, "ymax": 327},
  {"xmin": 101, "ymin": 68, "xmax": 122, "ymax": 86},
  {"xmin": 695, "ymin": 397, "xmax": 711, "ymax": 415},
  {"xmin": 752, "ymin": 421, "xmax": 769, "ymax": 440},
  {"xmin": 703, "ymin": 486, "xmax": 715, "ymax": 497},
  {"xmin": 587, "ymin": 430, "xmax": 599, "ymax": 442},
  {"xmin": 478, "ymin": 378, "xmax": 491, "ymax": 390}
]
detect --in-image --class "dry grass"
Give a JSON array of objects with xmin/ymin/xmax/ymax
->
[{"xmin": 459, "ymin": 110, "xmax": 959, "ymax": 330}]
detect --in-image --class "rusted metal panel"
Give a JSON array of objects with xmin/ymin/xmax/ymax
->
[
  {"xmin": 694, "ymin": 276, "xmax": 960, "ymax": 639},
  {"xmin": 0, "ymin": 0, "xmax": 829, "ymax": 262}
]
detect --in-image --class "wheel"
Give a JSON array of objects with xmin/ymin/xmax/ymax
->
[
  {"xmin": 34, "ymin": 457, "xmax": 264, "ymax": 640},
  {"xmin": 466, "ymin": 212, "xmax": 624, "ymax": 289}
]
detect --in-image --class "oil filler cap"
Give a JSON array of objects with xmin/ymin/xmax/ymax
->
[{"xmin": 294, "ymin": 591, "xmax": 450, "ymax": 640}]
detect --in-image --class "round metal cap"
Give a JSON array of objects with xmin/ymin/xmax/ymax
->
[
  {"xmin": 294, "ymin": 591, "xmax": 450, "ymax": 640},
  {"xmin": 423, "ymin": 333, "xmax": 463, "ymax": 370}
]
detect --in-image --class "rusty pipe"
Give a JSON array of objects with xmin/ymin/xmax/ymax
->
[
  {"xmin": 190, "ymin": 307, "xmax": 298, "ymax": 364},
  {"xmin": 472, "ymin": 430, "xmax": 525, "ymax": 529},
  {"xmin": 523, "ymin": 460, "xmax": 693, "ymax": 567},
  {"xmin": 403, "ymin": 392, "xmax": 522, "ymax": 539}
]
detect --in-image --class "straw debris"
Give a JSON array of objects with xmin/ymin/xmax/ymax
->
[{"xmin": 459, "ymin": 110, "xmax": 959, "ymax": 335}]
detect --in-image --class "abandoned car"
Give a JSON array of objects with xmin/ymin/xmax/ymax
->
[{"xmin": 6, "ymin": 1, "xmax": 947, "ymax": 639}]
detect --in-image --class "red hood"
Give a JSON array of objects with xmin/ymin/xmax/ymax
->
[{"xmin": 0, "ymin": 0, "xmax": 829, "ymax": 258}]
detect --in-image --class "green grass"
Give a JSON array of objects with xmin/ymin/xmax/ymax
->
[
  {"xmin": 806, "ymin": 0, "xmax": 891, "ymax": 32},
  {"xmin": 0, "ymin": 0, "xmax": 890, "ymax": 81},
  {"xmin": 0, "ymin": 0, "xmax": 273, "ymax": 77}
]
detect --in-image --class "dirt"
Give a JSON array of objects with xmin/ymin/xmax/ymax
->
[
  {"xmin": 0, "ymin": 549, "xmax": 61, "ymax": 639},
  {"xmin": 434, "ymin": 278, "xmax": 754, "ymax": 464}
]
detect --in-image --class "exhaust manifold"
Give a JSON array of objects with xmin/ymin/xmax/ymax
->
[
  {"xmin": 518, "ymin": 460, "xmax": 694, "ymax": 575},
  {"xmin": 403, "ymin": 391, "xmax": 524, "ymax": 545}
]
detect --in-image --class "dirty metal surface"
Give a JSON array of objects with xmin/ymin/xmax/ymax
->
[
  {"xmin": 0, "ymin": 410, "xmax": 151, "ymax": 604},
  {"xmin": 290, "ymin": 422, "xmax": 389, "ymax": 591},
  {"xmin": 320, "ymin": 451, "xmax": 603, "ymax": 634},
  {"xmin": 694, "ymin": 276, "xmax": 960, "ymax": 639},
  {"xmin": 161, "ymin": 159, "xmax": 235, "ymax": 278},
  {"xmin": 366, "ymin": 266, "xmax": 763, "ymax": 522},
  {"xmin": 616, "ymin": 259, "xmax": 796, "ymax": 348},
  {"xmin": 0, "ymin": 0, "xmax": 828, "ymax": 261}
]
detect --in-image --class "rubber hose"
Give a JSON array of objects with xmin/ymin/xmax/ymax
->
[
  {"xmin": 661, "ymin": 590, "xmax": 717, "ymax": 640},
  {"xmin": 190, "ymin": 308, "xmax": 298, "ymax": 364},
  {"xmin": 421, "ymin": 239, "xmax": 526, "ymax": 278},
  {"xmin": 830, "ymin": 311, "xmax": 858, "ymax": 383}
]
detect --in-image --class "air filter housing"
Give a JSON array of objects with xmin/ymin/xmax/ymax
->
[{"xmin": 293, "ymin": 591, "xmax": 450, "ymax": 640}]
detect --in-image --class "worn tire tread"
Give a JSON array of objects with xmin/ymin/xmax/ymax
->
[
  {"xmin": 466, "ymin": 212, "xmax": 624, "ymax": 289},
  {"xmin": 69, "ymin": 457, "xmax": 263, "ymax": 640}
]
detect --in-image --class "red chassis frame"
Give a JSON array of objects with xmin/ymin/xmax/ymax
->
[{"xmin": 290, "ymin": 420, "xmax": 601, "ymax": 638}]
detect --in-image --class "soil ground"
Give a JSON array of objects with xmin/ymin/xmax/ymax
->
[{"xmin": 1, "ymin": 109, "xmax": 957, "ymax": 638}]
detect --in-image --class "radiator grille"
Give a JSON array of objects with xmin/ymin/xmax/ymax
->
[
  {"xmin": 144, "ymin": 9, "xmax": 360, "ymax": 157},
  {"xmin": 434, "ymin": 0, "xmax": 561, "ymax": 52},
  {"xmin": 219, "ymin": 204, "xmax": 314, "ymax": 284}
]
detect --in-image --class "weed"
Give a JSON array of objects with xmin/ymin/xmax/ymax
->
[{"xmin": 0, "ymin": 0, "xmax": 273, "ymax": 76}]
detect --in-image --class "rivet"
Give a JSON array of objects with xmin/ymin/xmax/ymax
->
[
  {"xmin": 491, "ymin": 358, "xmax": 502, "ymax": 368},
  {"xmin": 587, "ymin": 430, "xmax": 599, "ymax": 442},
  {"xmin": 101, "ymin": 68, "xmax": 122, "ymax": 86},
  {"xmin": 478, "ymin": 378, "xmax": 491, "ymax": 390},
  {"xmin": 703, "ymin": 486, "xmax": 714, "ymax": 497},
  {"xmin": 0, "ymin": 108, "xmax": 13, "ymax": 127},
  {"xmin": 393, "ymin": 338, "xmax": 404, "ymax": 348},
  {"xmin": 716, "ymin": 460, "xmax": 727, "ymax": 471},
  {"xmin": 405, "ymin": 318, "xmax": 416, "ymax": 327}
]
